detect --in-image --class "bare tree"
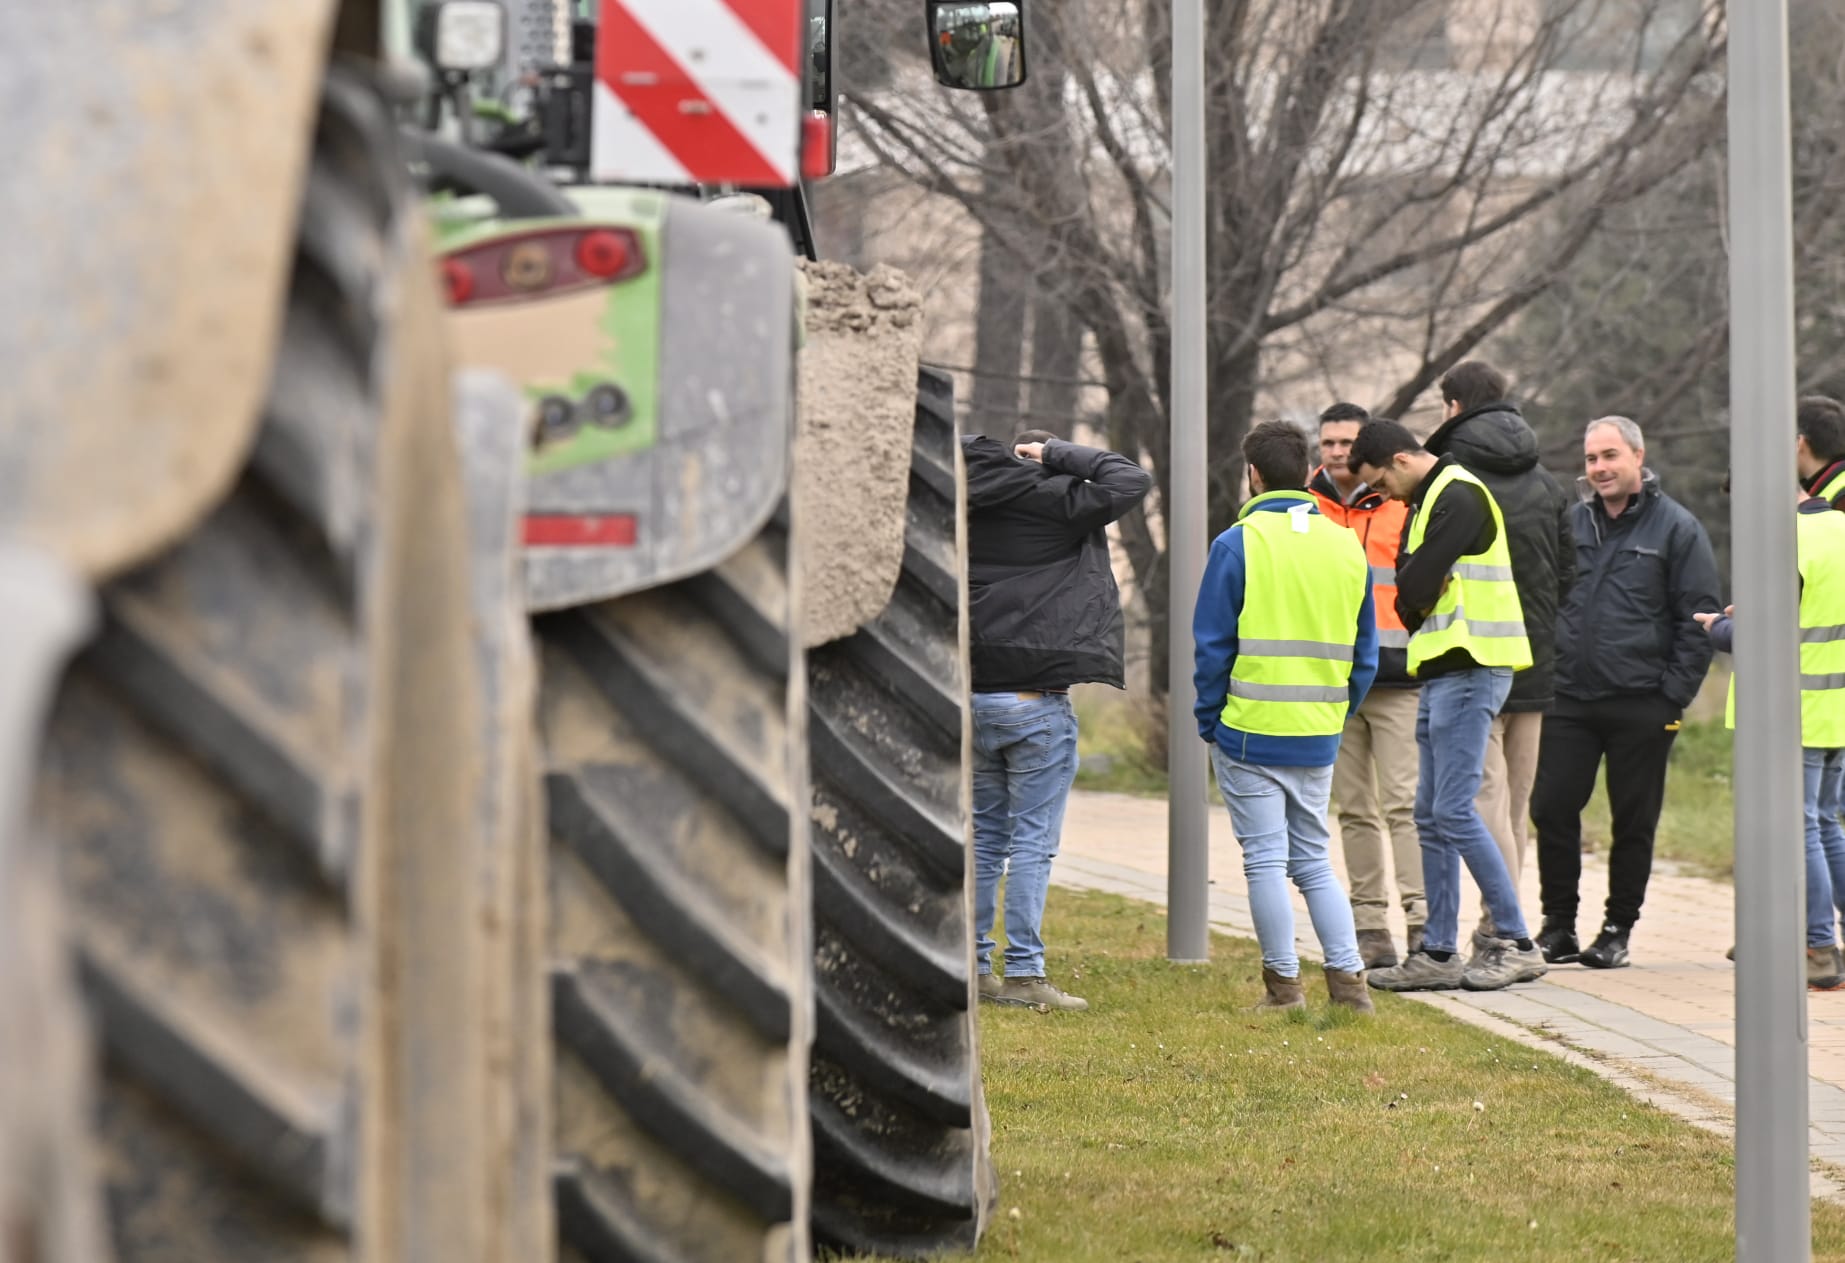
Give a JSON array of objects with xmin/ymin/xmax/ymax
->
[
  {"xmin": 836, "ymin": 0, "xmax": 1725, "ymax": 694},
  {"xmin": 1508, "ymin": 0, "xmax": 1845, "ymax": 579}
]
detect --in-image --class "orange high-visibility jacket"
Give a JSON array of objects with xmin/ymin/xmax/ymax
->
[{"xmin": 1310, "ymin": 466, "xmax": 1414, "ymax": 685}]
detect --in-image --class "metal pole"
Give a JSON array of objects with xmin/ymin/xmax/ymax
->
[
  {"xmin": 1728, "ymin": 0, "xmax": 1809, "ymax": 1257},
  {"xmin": 1166, "ymin": 0, "xmax": 1209, "ymax": 962}
]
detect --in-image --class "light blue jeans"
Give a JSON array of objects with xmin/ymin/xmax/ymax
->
[
  {"xmin": 1417, "ymin": 668, "xmax": 1528, "ymax": 952},
  {"xmin": 1210, "ymin": 747, "xmax": 1364, "ymax": 976},
  {"xmin": 1804, "ymin": 746, "xmax": 1845, "ymax": 948},
  {"xmin": 972, "ymin": 692, "xmax": 1080, "ymax": 978}
]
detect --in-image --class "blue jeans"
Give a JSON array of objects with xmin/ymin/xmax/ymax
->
[
  {"xmin": 1211, "ymin": 747, "xmax": 1364, "ymax": 975},
  {"xmin": 972, "ymin": 692, "xmax": 1080, "ymax": 978},
  {"xmin": 1417, "ymin": 668, "xmax": 1528, "ymax": 951},
  {"xmin": 1805, "ymin": 746, "xmax": 1845, "ymax": 948}
]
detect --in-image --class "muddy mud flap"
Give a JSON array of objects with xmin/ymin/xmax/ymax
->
[{"xmin": 807, "ymin": 367, "xmax": 996, "ymax": 1256}]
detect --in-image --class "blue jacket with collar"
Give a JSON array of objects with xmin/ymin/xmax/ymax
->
[{"xmin": 1192, "ymin": 491, "xmax": 1379, "ymax": 768}]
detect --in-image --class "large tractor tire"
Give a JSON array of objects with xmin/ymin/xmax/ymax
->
[
  {"xmin": 537, "ymin": 508, "xmax": 812, "ymax": 1263},
  {"xmin": 807, "ymin": 368, "xmax": 994, "ymax": 1256},
  {"xmin": 27, "ymin": 62, "xmax": 499, "ymax": 1262}
]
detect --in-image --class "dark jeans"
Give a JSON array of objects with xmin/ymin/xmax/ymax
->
[{"xmin": 1532, "ymin": 694, "xmax": 1681, "ymax": 929}]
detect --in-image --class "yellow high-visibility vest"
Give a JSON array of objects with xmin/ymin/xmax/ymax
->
[
  {"xmin": 1219, "ymin": 492, "xmax": 1371, "ymax": 738},
  {"xmin": 1726, "ymin": 507, "xmax": 1845, "ymax": 747},
  {"xmin": 1403, "ymin": 463, "xmax": 1532, "ymax": 675}
]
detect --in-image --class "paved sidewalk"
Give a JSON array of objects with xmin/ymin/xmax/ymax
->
[{"xmin": 1053, "ymin": 789, "xmax": 1845, "ymax": 1190}]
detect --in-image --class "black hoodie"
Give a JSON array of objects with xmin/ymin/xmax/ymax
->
[
  {"xmin": 1424, "ymin": 401, "xmax": 1577, "ymax": 713},
  {"xmin": 961, "ymin": 435, "xmax": 1153, "ymax": 691}
]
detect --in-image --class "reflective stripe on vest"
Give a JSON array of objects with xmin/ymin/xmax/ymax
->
[
  {"xmin": 1403, "ymin": 464, "xmax": 1532, "ymax": 675},
  {"xmin": 1220, "ymin": 493, "xmax": 1370, "ymax": 738},
  {"xmin": 1725, "ymin": 509, "xmax": 1845, "ymax": 745}
]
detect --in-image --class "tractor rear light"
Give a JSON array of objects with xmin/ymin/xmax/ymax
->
[
  {"xmin": 523, "ymin": 513, "xmax": 638, "ymax": 548},
  {"xmin": 502, "ymin": 240, "xmax": 553, "ymax": 291},
  {"xmin": 441, "ymin": 258, "xmax": 475, "ymax": 305},
  {"xmin": 575, "ymin": 230, "xmax": 631, "ymax": 279},
  {"xmin": 442, "ymin": 227, "xmax": 644, "ymax": 307},
  {"xmin": 802, "ymin": 112, "xmax": 835, "ymax": 180}
]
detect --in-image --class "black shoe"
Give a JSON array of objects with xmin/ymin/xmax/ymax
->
[
  {"xmin": 1536, "ymin": 920, "xmax": 1580, "ymax": 964},
  {"xmin": 1580, "ymin": 923, "xmax": 1631, "ymax": 970}
]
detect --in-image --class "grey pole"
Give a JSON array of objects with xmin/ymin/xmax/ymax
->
[
  {"xmin": 1166, "ymin": 0, "xmax": 1209, "ymax": 962},
  {"xmin": 1728, "ymin": 0, "xmax": 1809, "ymax": 1257}
]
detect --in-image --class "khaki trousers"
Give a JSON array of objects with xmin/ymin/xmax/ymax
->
[
  {"xmin": 1333, "ymin": 687, "xmax": 1425, "ymax": 932},
  {"xmin": 1474, "ymin": 710, "xmax": 1544, "ymax": 936}
]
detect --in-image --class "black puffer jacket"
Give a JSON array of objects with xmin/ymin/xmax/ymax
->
[
  {"xmin": 1424, "ymin": 401, "xmax": 1576, "ymax": 713},
  {"xmin": 962, "ymin": 435, "xmax": 1153, "ymax": 692},
  {"xmin": 1554, "ymin": 472, "xmax": 1722, "ymax": 709}
]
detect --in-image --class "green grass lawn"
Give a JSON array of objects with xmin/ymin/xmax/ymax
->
[
  {"xmin": 878, "ymin": 887, "xmax": 1845, "ymax": 1263},
  {"xmin": 1074, "ymin": 689, "xmax": 1741, "ymax": 878}
]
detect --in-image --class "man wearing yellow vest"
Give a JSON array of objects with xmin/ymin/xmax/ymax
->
[
  {"xmin": 1349, "ymin": 420, "xmax": 1548, "ymax": 991},
  {"xmin": 1193, "ymin": 421, "xmax": 1378, "ymax": 1013},
  {"xmin": 1697, "ymin": 487, "xmax": 1845, "ymax": 989},
  {"xmin": 1799, "ymin": 396, "xmax": 1845, "ymax": 511},
  {"xmin": 1311, "ymin": 402, "xmax": 1427, "ymax": 969}
]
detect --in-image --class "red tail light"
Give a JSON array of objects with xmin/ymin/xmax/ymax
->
[
  {"xmin": 442, "ymin": 258, "xmax": 475, "ymax": 304},
  {"xmin": 441, "ymin": 226, "xmax": 646, "ymax": 307},
  {"xmin": 802, "ymin": 112, "xmax": 835, "ymax": 181},
  {"xmin": 575, "ymin": 230, "xmax": 631, "ymax": 278}
]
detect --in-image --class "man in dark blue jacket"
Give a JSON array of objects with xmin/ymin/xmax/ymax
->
[
  {"xmin": 963, "ymin": 428, "xmax": 1152, "ymax": 1012},
  {"xmin": 1532, "ymin": 416, "xmax": 1721, "ymax": 969}
]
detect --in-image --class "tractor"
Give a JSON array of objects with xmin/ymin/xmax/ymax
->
[
  {"xmin": 0, "ymin": 2, "xmax": 1027, "ymax": 1261},
  {"xmin": 404, "ymin": 1, "xmax": 1026, "ymax": 1257}
]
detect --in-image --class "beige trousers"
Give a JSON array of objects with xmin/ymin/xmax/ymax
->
[
  {"xmin": 1333, "ymin": 687, "xmax": 1425, "ymax": 933},
  {"xmin": 1474, "ymin": 710, "xmax": 1544, "ymax": 937}
]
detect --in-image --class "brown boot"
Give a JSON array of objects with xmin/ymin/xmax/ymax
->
[
  {"xmin": 1356, "ymin": 929, "xmax": 1398, "ymax": 970},
  {"xmin": 1324, "ymin": 966, "xmax": 1376, "ymax": 1014},
  {"xmin": 1253, "ymin": 967, "xmax": 1306, "ymax": 1012}
]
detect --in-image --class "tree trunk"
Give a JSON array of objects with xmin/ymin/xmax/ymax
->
[
  {"xmin": 969, "ymin": 166, "xmax": 1028, "ymax": 435},
  {"xmin": 1027, "ymin": 292, "xmax": 1083, "ymax": 430}
]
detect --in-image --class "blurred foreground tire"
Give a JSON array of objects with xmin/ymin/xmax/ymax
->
[{"xmin": 31, "ymin": 60, "xmax": 499, "ymax": 1262}]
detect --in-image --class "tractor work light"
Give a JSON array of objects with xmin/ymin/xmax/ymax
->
[{"xmin": 417, "ymin": 0, "xmax": 507, "ymax": 73}]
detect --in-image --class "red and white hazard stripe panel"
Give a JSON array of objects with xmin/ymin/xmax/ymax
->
[{"xmin": 595, "ymin": 0, "xmax": 803, "ymax": 187}]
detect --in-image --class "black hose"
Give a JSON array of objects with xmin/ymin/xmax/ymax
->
[{"xmin": 405, "ymin": 132, "xmax": 576, "ymax": 218}]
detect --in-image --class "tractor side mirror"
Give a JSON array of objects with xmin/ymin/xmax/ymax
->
[
  {"xmin": 927, "ymin": 0, "xmax": 1026, "ymax": 91},
  {"xmin": 809, "ymin": 0, "xmax": 834, "ymax": 115}
]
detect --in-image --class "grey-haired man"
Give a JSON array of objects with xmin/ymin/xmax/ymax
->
[{"xmin": 1531, "ymin": 416, "xmax": 1721, "ymax": 970}]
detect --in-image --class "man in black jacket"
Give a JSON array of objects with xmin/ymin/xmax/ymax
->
[
  {"xmin": 963, "ymin": 428, "xmax": 1152, "ymax": 1012},
  {"xmin": 1532, "ymin": 416, "xmax": 1721, "ymax": 969},
  {"xmin": 1423, "ymin": 361, "xmax": 1575, "ymax": 957}
]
